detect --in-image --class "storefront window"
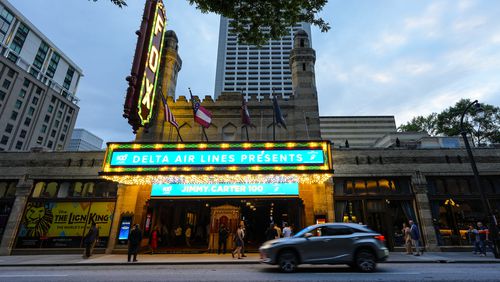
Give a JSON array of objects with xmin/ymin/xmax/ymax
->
[
  {"xmin": 82, "ymin": 182, "xmax": 94, "ymax": 197},
  {"xmin": 72, "ymin": 182, "xmax": 83, "ymax": 197},
  {"xmin": 32, "ymin": 182, "xmax": 45, "ymax": 198},
  {"xmin": 57, "ymin": 182, "xmax": 70, "ymax": 198},
  {"xmin": 42, "ymin": 182, "xmax": 58, "ymax": 198}
]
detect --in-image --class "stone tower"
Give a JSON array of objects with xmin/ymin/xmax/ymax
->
[
  {"xmin": 136, "ymin": 30, "xmax": 182, "ymax": 142},
  {"xmin": 289, "ymin": 29, "xmax": 321, "ymax": 139}
]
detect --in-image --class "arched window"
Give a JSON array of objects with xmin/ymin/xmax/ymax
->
[
  {"xmin": 72, "ymin": 182, "xmax": 83, "ymax": 197},
  {"xmin": 82, "ymin": 182, "xmax": 95, "ymax": 197},
  {"xmin": 57, "ymin": 182, "xmax": 71, "ymax": 198},
  {"xmin": 32, "ymin": 182, "xmax": 46, "ymax": 198},
  {"xmin": 43, "ymin": 182, "xmax": 58, "ymax": 198}
]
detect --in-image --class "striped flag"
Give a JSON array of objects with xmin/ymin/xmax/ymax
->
[
  {"xmin": 190, "ymin": 92, "xmax": 212, "ymax": 128},
  {"xmin": 160, "ymin": 93, "xmax": 179, "ymax": 128}
]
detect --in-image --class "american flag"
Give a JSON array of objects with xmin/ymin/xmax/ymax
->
[
  {"xmin": 160, "ymin": 93, "xmax": 179, "ymax": 128},
  {"xmin": 189, "ymin": 91, "xmax": 212, "ymax": 128}
]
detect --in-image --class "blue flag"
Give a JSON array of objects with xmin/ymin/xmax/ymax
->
[{"xmin": 272, "ymin": 96, "xmax": 287, "ymax": 129}]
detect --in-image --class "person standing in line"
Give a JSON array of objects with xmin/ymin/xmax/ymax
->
[
  {"xmin": 232, "ymin": 223, "xmax": 244, "ymax": 259},
  {"xmin": 409, "ymin": 220, "xmax": 422, "ymax": 256},
  {"xmin": 218, "ymin": 223, "xmax": 229, "ymax": 254},
  {"xmin": 128, "ymin": 224, "xmax": 142, "ymax": 262},
  {"xmin": 83, "ymin": 222, "xmax": 99, "ymax": 259},
  {"xmin": 274, "ymin": 223, "xmax": 282, "ymax": 238},
  {"xmin": 402, "ymin": 223, "xmax": 412, "ymax": 255},
  {"xmin": 282, "ymin": 223, "xmax": 292, "ymax": 238},
  {"xmin": 174, "ymin": 225, "xmax": 183, "ymax": 246},
  {"xmin": 477, "ymin": 222, "xmax": 489, "ymax": 256},
  {"xmin": 185, "ymin": 225, "xmax": 192, "ymax": 247},
  {"xmin": 467, "ymin": 224, "xmax": 480, "ymax": 255},
  {"xmin": 240, "ymin": 221, "xmax": 247, "ymax": 257},
  {"xmin": 149, "ymin": 226, "xmax": 159, "ymax": 254},
  {"xmin": 265, "ymin": 223, "xmax": 278, "ymax": 241}
]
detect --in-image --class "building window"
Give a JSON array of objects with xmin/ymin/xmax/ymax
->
[
  {"xmin": 47, "ymin": 140, "xmax": 53, "ymax": 148},
  {"xmin": 65, "ymin": 116, "xmax": 71, "ymax": 123},
  {"xmin": 41, "ymin": 124, "xmax": 47, "ymax": 133},
  {"xmin": 51, "ymin": 96, "xmax": 57, "ymax": 103},
  {"xmin": 32, "ymin": 41, "xmax": 49, "ymax": 71},
  {"xmin": 63, "ymin": 125, "xmax": 68, "ymax": 132},
  {"xmin": 15, "ymin": 141, "xmax": 22, "ymax": 150},
  {"xmin": 54, "ymin": 120, "xmax": 60, "ymax": 128},
  {"xmin": 0, "ymin": 136, "xmax": 8, "ymax": 145},
  {"xmin": 46, "ymin": 53, "xmax": 61, "ymax": 78},
  {"xmin": 57, "ymin": 111, "xmax": 62, "ymax": 118},
  {"xmin": 59, "ymin": 134, "xmax": 65, "ymax": 142},
  {"xmin": 36, "ymin": 136, "xmax": 43, "ymax": 144},
  {"xmin": 19, "ymin": 89, "xmax": 26, "ymax": 98},
  {"xmin": 2, "ymin": 79, "xmax": 11, "ymax": 89},
  {"xmin": 0, "ymin": 90, "xmax": 5, "ymax": 101},
  {"xmin": 20, "ymin": 130, "xmax": 26, "ymax": 138},
  {"xmin": 48, "ymin": 105, "xmax": 53, "ymax": 113},
  {"xmin": 23, "ymin": 78, "xmax": 30, "ymax": 87},
  {"xmin": 24, "ymin": 117, "xmax": 31, "ymax": 126},
  {"xmin": 32, "ymin": 97, "xmax": 39, "ymax": 105},
  {"xmin": 5, "ymin": 124, "xmax": 13, "ymax": 133},
  {"xmin": 14, "ymin": 99, "xmax": 22, "ymax": 109},
  {"xmin": 7, "ymin": 68, "xmax": 15, "ymax": 78},
  {"xmin": 44, "ymin": 115, "xmax": 50, "ymax": 123},
  {"xmin": 0, "ymin": 7, "xmax": 14, "ymax": 42},
  {"xmin": 36, "ymin": 87, "xmax": 42, "ymax": 95},
  {"xmin": 63, "ymin": 67, "xmax": 75, "ymax": 90},
  {"xmin": 28, "ymin": 107, "xmax": 35, "ymax": 116},
  {"xmin": 10, "ymin": 111, "xmax": 17, "ymax": 120},
  {"xmin": 9, "ymin": 22, "xmax": 29, "ymax": 55},
  {"xmin": 51, "ymin": 130, "xmax": 56, "ymax": 137}
]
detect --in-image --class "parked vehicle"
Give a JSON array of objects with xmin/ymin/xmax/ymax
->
[{"xmin": 259, "ymin": 223, "xmax": 389, "ymax": 272}]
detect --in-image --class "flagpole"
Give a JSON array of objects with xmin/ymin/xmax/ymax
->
[
  {"xmin": 176, "ymin": 127, "xmax": 184, "ymax": 142},
  {"xmin": 245, "ymin": 126, "xmax": 249, "ymax": 142},
  {"xmin": 189, "ymin": 88, "xmax": 209, "ymax": 142},
  {"xmin": 272, "ymin": 88, "xmax": 276, "ymax": 141}
]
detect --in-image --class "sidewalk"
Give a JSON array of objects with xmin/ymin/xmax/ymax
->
[{"xmin": 0, "ymin": 252, "xmax": 498, "ymax": 267}]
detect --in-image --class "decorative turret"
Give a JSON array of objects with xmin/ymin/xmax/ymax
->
[{"xmin": 288, "ymin": 29, "xmax": 321, "ymax": 139}]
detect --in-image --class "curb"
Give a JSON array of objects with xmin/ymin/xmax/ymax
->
[{"xmin": 1, "ymin": 260, "xmax": 499, "ymax": 267}]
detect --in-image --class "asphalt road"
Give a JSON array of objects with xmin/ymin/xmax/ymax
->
[{"xmin": 0, "ymin": 263, "xmax": 499, "ymax": 281}]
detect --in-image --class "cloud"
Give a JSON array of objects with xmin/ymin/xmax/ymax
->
[{"xmin": 372, "ymin": 33, "xmax": 407, "ymax": 54}]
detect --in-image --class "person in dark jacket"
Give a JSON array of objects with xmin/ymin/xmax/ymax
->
[
  {"xmin": 83, "ymin": 222, "xmax": 99, "ymax": 258},
  {"xmin": 128, "ymin": 224, "xmax": 143, "ymax": 262},
  {"xmin": 265, "ymin": 223, "xmax": 278, "ymax": 241},
  {"xmin": 217, "ymin": 223, "xmax": 229, "ymax": 254},
  {"xmin": 409, "ymin": 219, "xmax": 422, "ymax": 256}
]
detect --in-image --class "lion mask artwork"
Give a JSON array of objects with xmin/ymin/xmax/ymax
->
[{"xmin": 23, "ymin": 202, "xmax": 53, "ymax": 237}]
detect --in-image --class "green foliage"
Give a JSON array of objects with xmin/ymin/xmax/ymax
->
[
  {"xmin": 102, "ymin": 0, "xmax": 330, "ymax": 46},
  {"xmin": 399, "ymin": 99, "xmax": 500, "ymax": 145}
]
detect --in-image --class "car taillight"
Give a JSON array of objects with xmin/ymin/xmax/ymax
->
[{"xmin": 374, "ymin": 235, "xmax": 385, "ymax": 242}]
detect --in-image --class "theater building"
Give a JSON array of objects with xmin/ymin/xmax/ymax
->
[{"xmin": 0, "ymin": 24, "xmax": 499, "ymax": 256}]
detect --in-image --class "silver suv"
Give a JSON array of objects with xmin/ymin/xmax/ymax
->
[{"xmin": 259, "ymin": 223, "xmax": 389, "ymax": 272}]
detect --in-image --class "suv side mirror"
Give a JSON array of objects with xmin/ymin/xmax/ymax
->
[{"xmin": 304, "ymin": 232, "xmax": 313, "ymax": 239}]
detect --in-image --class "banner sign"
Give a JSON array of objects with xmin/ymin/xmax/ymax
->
[
  {"xmin": 151, "ymin": 183, "xmax": 299, "ymax": 197},
  {"xmin": 101, "ymin": 141, "xmax": 333, "ymax": 174},
  {"xmin": 16, "ymin": 201, "xmax": 115, "ymax": 248}
]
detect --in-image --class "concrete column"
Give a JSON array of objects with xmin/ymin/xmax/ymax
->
[
  {"xmin": 411, "ymin": 171, "xmax": 440, "ymax": 252},
  {"xmin": 106, "ymin": 184, "xmax": 141, "ymax": 254},
  {"xmin": 0, "ymin": 177, "xmax": 32, "ymax": 256}
]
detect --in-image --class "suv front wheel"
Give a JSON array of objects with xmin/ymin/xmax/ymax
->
[
  {"xmin": 278, "ymin": 250, "xmax": 298, "ymax": 273},
  {"xmin": 355, "ymin": 249, "xmax": 377, "ymax": 272}
]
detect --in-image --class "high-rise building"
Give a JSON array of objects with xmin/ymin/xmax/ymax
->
[
  {"xmin": 214, "ymin": 16, "xmax": 311, "ymax": 100},
  {"xmin": 320, "ymin": 116, "xmax": 397, "ymax": 148},
  {"xmin": 0, "ymin": 0, "xmax": 83, "ymax": 151},
  {"xmin": 68, "ymin": 128, "xmax": 103, "ymax": 151}
]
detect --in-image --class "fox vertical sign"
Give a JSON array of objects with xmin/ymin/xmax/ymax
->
[{"xmin": 123, "ymin": 0, "xmax": 167, "ymax": 132}]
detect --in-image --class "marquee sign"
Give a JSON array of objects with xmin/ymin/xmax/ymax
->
[
  {"xmin": 101, "ymin": 141, "xmax": 333, "ymax": 175},
  {"xmin": 151, "ymin": 183, "xmax": 299, "ymax": 197},
  {"xmin": 123, "ymin": 0, "xmax": 167, "ymax": 132}
]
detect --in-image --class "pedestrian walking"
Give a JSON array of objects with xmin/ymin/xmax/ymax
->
[
  {"xmin": 83, "ymin": 222, "xmax": 99, "ymax": 259},
  {"xmin": 274, "ymin": 223, "xmax": 282, "ymax": 238},
  {"xmin": 409, "ymin": 219, "xmax": 422, "ymax": 256},
  {"xmin": 232, "ymin": 223, "xmax": 244, "ymax": 259},
  {"xmin": 218, "ymin": 223, "xmax": 229, "ymax": 254},
  {"xmin": 240, "ymin": 221, "xmax": 247, "ymax": 257},
  {"xmin": 185, "ymin": 225, "xmax": 192, "ymax": 247},
  {"xmin": 149, "ymin": 226, "xmax": 159, "ymax": 254},
  {"xmin": 402, "ymin": 223, "xmax": 412, "ymax": 255},
  {"xmin": 283, "ymin": 223, "xmax": 292, "ymax": 238},
  {"xmin": 467, "ymin": 224, "xmax": 480, "ymax": 255},
  {"xmin": 128, "ymin": 224, "xmax": 142, "ymax": 262},
  {"xmin": 477, "ymin": 222, "xmax": 489, "ymax": 256}
]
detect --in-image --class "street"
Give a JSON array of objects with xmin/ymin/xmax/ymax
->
[{"xmin": 0, "ymin": 263, "xmax": 499, "ymax": 281}]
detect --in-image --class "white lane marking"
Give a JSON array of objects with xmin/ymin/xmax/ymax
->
[{"xmin": 0, "ymin": 274, "xmax": 69, "ymax": 277}]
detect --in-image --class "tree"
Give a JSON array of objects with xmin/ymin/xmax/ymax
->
[
  {"xmin": 97, "ymin": 0, "xmax": 330, "ymax": 46},
  {"xmin": 399, "ymin": 99, "xmax": 500, "ymax": 145},
  {"xmin": 397, "ymin": 113, "xmax": 438, "ymax": 136}
]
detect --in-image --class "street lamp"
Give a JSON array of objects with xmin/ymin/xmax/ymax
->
[{"xmin": 460, "ymin": 100, "xmax": 499, "ymax": 258}]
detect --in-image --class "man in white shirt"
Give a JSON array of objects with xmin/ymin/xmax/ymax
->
[{"xmin": 282, "ymin": 223, "xmax": 292, "ymax": 238}]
